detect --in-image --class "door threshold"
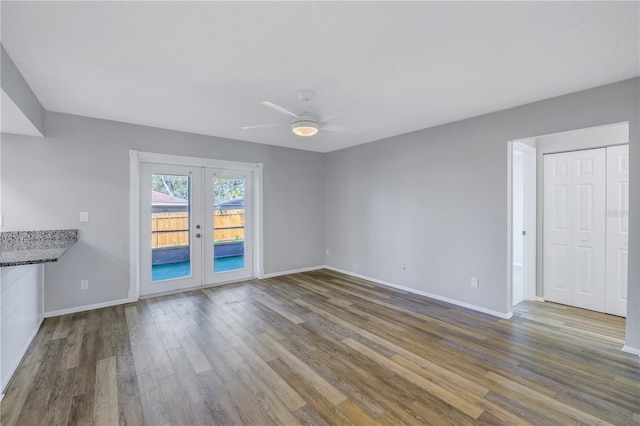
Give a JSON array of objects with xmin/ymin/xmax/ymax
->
[{"xmin": 139, "ymin": 276, "xmax": 259, "ymax": 300}]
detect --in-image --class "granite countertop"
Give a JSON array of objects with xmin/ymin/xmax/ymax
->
[{"xmin": 0, "ymin": 229, "xmax": 78, "ymax": 267}]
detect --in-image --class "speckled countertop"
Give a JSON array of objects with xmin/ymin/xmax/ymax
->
[{"xmin": 0, "ymin": 229, "xmax": 78, "ymax": 267}]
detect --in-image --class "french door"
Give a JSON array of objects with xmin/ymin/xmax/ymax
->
[
  {"xmin": 140, "ymin": 162, "xmax": 253, "ymax": 296},
  {"xmin": 204, "ymin": 168, "xmax": 253, "ymax": 285}
]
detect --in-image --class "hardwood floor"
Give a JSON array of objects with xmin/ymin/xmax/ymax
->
[{"xmin": 1, "ymin": 269, "xmax": 638, "ymax": 425}]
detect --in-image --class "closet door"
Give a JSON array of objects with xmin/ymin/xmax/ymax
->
[
  {"xmin": 606, "ymin": 145, "xmax": 629, "ymax": 317},
  {"xmin": 543, "ymin": 152, "xmax": 574, "ymax": 305},
  {"xmin": 543, "ymin": 148, "xmax": 606, "ymax": 312},
  {"xmin": 571, "ymin": 149, "xmax": 606, "ymax": 312}
]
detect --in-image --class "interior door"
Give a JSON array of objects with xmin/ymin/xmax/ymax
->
[
  {"xmin": 140, "ymin": 163, "xmax": 202, "ymax": 296},
  {"xmin": 543, "ymin": 152, "xmax": 574, "ymax": 305},
  {"xmin": 543, "ymin": 148, "xmax": 606, "ymax": 312},
  {"xmin": 571, "ymin": 149, "xmax": 606, "ymax": 312},
  {"xmin": 204, "ymin": 168, "xmax": 253, "ymax": 285},
  {"xmin": 606, "ymin": 144, "xmax": 629, "ymax": 317}
]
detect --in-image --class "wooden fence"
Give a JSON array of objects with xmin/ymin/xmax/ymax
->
[{"xmin": 151, "ymin": 210, "xmax": 245, "ymax": 248}]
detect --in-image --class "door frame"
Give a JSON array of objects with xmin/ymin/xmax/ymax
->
[
  {"xmin": 605, "ymin": 144, "xmax": 630, "ymax": 317},
  {"xmin": 507, "ymin": 140, "xmax": 537, "ymax": 315},
  {"xmin": 129, "ymin": 150, "xmax": 264, "ymax": 300}
]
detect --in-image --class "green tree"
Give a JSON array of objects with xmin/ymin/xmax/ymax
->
[
  {"xmin": 151, "ymin": 175, "xmax": 244, "ymax": 204},
  {"xmin": 152, "ymin": 174, "xmax": 189, "ymax": 200},
  {"xmin": 214, "ymin": 178, "xmax": 244, "ymax": 203}
]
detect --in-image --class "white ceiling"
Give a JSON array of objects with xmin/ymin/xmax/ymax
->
[{"xmin": 1, "ymin": 1, "xmax": 638, "ymax": 153}]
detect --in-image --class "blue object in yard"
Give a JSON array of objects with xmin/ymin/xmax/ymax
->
[
  {"xmin": 152, "ymin": 261, "xmax": 190, "ymax": 281},
  {"xmin": 151, "ymin": 255, "xmax": 245, "ymax": 281},
  {"xmin": 214, "ymin": 241, "xmax": 244, "ymax": 258},
  {"xmin": 214, "ymin": 255, "xmax": 245, "ymax": 272},
  {"xmin": 152, "ymin": 246, "xmax": 190, "ymax": 265},
  {"xmin": 152, "ymin": 242, "xmax": 243, "ymax": 266}
]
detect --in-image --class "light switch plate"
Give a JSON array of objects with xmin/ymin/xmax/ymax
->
[
  {"xmin": 80, "ymin": 211, "xmax": 90, "ymax": 222},
  {"xmin": 471, "ymin": 277, "xmax": 479, "ymax": 288}
]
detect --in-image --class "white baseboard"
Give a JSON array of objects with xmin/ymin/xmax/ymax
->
[
  {"xmin": 261, "ymin": 265, "xmax": 325, "ymax": 279},
  {"xmin": 44, "ymin": 265, "xmax": 325, "ymax": 317},
  {"xmin": 44, "ymin": 297, "xmax": 136, "ymax": 318},
  {"xmin": 535, "ymin": 297, "xmax": 545, "ymax": 302},
  {"xmin": 622, "ymin": 345, "xmax": 640, "ymax": 356},
  {"xmin": 324, "ymin": 266, "xmax": 513, "ymax": 319},
  {"xmin": 1, "ymin": 317, "xmax": 43, "ymax": 395}
]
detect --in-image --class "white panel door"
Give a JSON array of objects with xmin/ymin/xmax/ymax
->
[
  {"xmin": 543, "ymin": 152, "xmax": 574, "ymax": 305},
  {"xmin": 605, "ymin": 144, "xmax": 629, "ymax": 317},
  {"xmin": 571, "ymin": 149, "xmax": 606, "ymax": 312}
]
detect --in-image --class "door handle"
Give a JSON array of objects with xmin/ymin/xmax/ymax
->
[
  {"xmin": 196, "ymin": 225, "xmax": 201, "ymax": 229},
  {"xmin": 522, "ymin": 231, "xmax": 526, "ymax": 236},
  {"xmin": 196, "ymin": 233, "xmax": 201, "ymax": 238}
]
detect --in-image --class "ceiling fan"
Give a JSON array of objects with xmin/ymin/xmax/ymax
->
[{"xmin": 242, "ymin": 90, "xmax": 360, "ymax": 137}]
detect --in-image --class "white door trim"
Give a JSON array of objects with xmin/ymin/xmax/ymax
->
[
  {"xmin": 605, "ymin": 144, "xmax": 629, "ymax": 317},
  {"xmin": 507, "ymin": 139, "xmax": 537, "ymax": 315},
  {"xmin": 129, "ymin": 151, "xmax": 140, "ymax": 301},
  {"xmin": 129, "ymin": 150, "xmax": 264, "ymax": 301}
]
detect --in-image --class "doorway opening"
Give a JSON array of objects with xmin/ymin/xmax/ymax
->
[
  {"xmin": 129, "ymin": 151, "xmax": 263, "ymax": 299},
  {"xmin": 511, "ymin": 141, "xmax": 536, "ymax": 309},
  {"xmin": 507, "ymin": 122, "xmax": 630, "ymax": 319}
]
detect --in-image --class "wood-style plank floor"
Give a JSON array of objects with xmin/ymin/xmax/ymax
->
[{"xmin": 1, "ymin": 269, "xmax": 638, "ymax": 425}]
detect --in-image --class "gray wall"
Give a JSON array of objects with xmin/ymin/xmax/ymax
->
[
  {"xmin": 2, "ymin": 78, "xmax": 638, "ymax": 349},
  {"xmin": 1, "ymin": 45, "xmax": 45, "ymax": 135},
  {"xmin": 1, "ymin": 111, "xmax": 325, "ymax": 312},
  {"xmin": 534, "ymin": 123, "xmax": 629, "ymax": 298},
  {"xmin": 324, "ymin": 78, "xmax": 640, "ymax": 349}
]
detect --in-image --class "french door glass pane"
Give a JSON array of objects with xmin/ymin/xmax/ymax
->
[
  {"xmin": 150, "ymin": 173, "xmax": 191, "ymax": 281},
  {"xmin": 213, "ymin": 177, "xmax": 246, "ymax": 273}
]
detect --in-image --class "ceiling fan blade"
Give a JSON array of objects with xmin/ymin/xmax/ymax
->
[
  {"xmin": 322, "ymin": 123, "xmax": 360, "ymax": 135},
  {"xmin": 241, "ymin": 123, "xmax": 288, "ymax": 130},
  {"xmin": 260, "ymin": 101, "xmax": 300, "ymax": 119},
  {"xmin": 320, "ymin": 105, "xmax": 362, "ymax": 123}
]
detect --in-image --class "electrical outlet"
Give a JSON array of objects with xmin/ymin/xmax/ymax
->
[
  {"xmin": 81, "ymin": 280, "xmax": 89, "ymax": 290},
  {"xmin": 471, "ymin": 277, "xmax": 479, "ymax": 288},
  {"xmin": 80, "ymin": 211, "xmax": 90, "ymax": 222},
  {"xmin": 325, "ymin": 249, "xmax": 330, "ymax": 256}
]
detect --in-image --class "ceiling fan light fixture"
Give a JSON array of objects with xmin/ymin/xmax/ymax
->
[{"xmin": 291, "ymin": 120, "xmax": 319, "ymax": 137}]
